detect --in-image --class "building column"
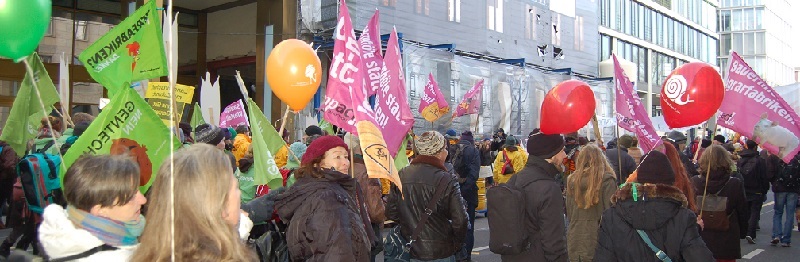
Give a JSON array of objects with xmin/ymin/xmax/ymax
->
[
  {"xmin": 256, "ymin": 0, "xmax": 297, "ymax": 122},
  {"xmin": 646, "ymin": 48, "xmax": 653, "ymax": 117}
]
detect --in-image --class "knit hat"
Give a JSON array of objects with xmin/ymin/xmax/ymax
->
[
  {"xmin": 415, "ymin": 131, "xmax": 446, "ymax": 156},
  {"xmin": 701, "ymin": 139, "xmax": 711, "ymax": 148},
  {"xmin": 305, "ymin": 125, "xmax": 324, "ymax": 136},
  {"xmin": 194, "ymin": 124, "xmax": 224, "ymax": 145},
  {"xmin": 713, "ymin": 135, "xmax": 726, "ymax": 144},
  {"xmin": 445, "ymin": 129, "xmax": 458, "ymax": 138},
  {"xmin": 288, "ymin": 142, "xmax": 308, "ymax": 163},
  {"xmin": 526, "ymin": 128, "xmax": 565, "ymax": 159},
  {"xmin": 460, "ymin": 131, "xmax": 474, "ymax": 144},
  {"xmin": 618, "ymin": 135, "xmax": 634, "ymax": 149},
  {"xmin": 178, "ymin": 122, "xmax": 192, "ymax": 138},
  {"xmin": 504, "ymin": 135, "xmax": 518, "ymax": 146},
  {"xmin": 227, "ymin": 127, "xmax": 237, "ymax": 140},
  {"xmin": 302, "ymin": 135, "xmax": 349, "ymax": 165},
  {"xmin": 636, "ymin": 150, "xmax": 675, "ymax": 185},
  {"xmin": 73, "ymin": 122, "xmax": 91, "ymax": 137},
  {"xmin": 667, "ymin": 131, "xmax": 687, "ymax": 144}
]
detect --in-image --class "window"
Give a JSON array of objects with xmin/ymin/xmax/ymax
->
[
  {"xmin": 600, "ymin": 0, "xmax": 610, "ymax": 27},
  {"xmin": 720, "ymin": 33, "xmax": 731, "ymax": 56},
  {"xmin": 755, "ymin": 32, "xmax": 765, "ymax": 54},
  {"xmin": 45, "ymin": 18, "xmax": 54, "ymax": 36},
  {"xmin": 574, "ymin": 16, "xmax": 584, "ymax": 51},
  {"xmin": 667, "ymin": 19, "xmax": 674, "ymax": 50},
  {"xmin": 75, "ymin": 21, "xmax": 87, "ymax": 41},
  {"xmin": 487, "ymin": 0, "xmax": 503, "ymax": 32},
  {"xmin": 415, "ymin": 0, "xmax": 430, "ymax": 16},
  {"xmin": 754, "ymin": 7, "xmax": 763, "ymax": 29},
  {"xmin": 732, "ymin": 9, "xmax": 741, "ymax": 31},
  {"xmin": 381, "ymin": 0, "xmax": 396, "ymax": 7},
  {"xmin": 552, "ymin": 14, "xmax": 561, "ymax": 46},
  {"xmin": 743, "ymin": 32, "xmax": 754, "ymax": 55},
  {"xmin": 643, "ymin": 8, "xmax": 652, "ymax": 42},
  {"xmin": 448, "ymin": 0, "xmax": 461, "ymax": 22},
  {"xmin": 525, "ymin": 5, "xmax": 537, "ymax": 40}
]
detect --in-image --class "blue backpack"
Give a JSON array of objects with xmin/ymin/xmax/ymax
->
[{"xmin": 16, "ymin": 140, "xmax": 66, "ymax": 214}]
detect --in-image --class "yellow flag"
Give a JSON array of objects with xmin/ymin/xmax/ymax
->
[{"xmin": 356, "ymin": 120, "xmax": 402, "ymax": 192}]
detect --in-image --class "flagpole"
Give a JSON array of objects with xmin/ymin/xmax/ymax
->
[{"xmin": 591, "ymin": 115, "xmax": 604, "ymax": 148}]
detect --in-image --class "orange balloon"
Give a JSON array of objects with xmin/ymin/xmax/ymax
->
[{"xmin": 266, "ymin": 39, "xmax": 322, "ymax": 111}]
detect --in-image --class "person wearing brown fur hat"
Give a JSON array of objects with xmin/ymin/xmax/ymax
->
[{"xmin": 595, "ymin": 150, "xmax": 713, "ymax": 262}]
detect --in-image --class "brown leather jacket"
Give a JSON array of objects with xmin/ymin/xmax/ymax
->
[{"xmin": 353, "ymin": 156, "xmax": 386, "ymax": 224}]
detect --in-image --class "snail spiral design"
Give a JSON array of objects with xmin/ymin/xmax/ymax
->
[{"xmin": 664, "ymin": 75, "xmax": 688, "ymax": 100}]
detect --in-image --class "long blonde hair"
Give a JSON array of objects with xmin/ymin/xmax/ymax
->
[
  {"xmin": 567, "ymin": 144, "xmax": 615, "ymax": 209},
  {"xmin": 131, "ymin": 144, "xmax": 256, "ymax": 261}
]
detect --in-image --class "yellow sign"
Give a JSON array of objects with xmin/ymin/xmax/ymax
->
[{"xmin": 145, "ymin": 82, "xmax": 195, "ymax": 126}]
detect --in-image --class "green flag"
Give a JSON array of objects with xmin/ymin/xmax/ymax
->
[
  {"xmin": 190, "ymin": 102, "xmax": 206, "ymax": 129},
  {"xmin": 245, "ymin": 98, "xmax": 284, "ymax": 188},
  {"xmin": 394, "ymin": 135, "xmax": 410, "ymax": 172},
  {"xmin": 318, "ymin": 118, "xmax": 335, "ymax": 135},
  {"xmin": 62, "ymin": 87, "xmax": 180, "ymax": 193},
  {"xmin": 0, "ymin": 53, "xmax": 60, "ymax": 156},
  {"xmin": 78, "ymin": 0, "xmax": 167, "ymax": 96}
]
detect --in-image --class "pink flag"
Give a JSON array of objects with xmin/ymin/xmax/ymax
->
[
  {"xmin": 374, "ymin": 28, "xmax": 414, "ymax": 156},
  {"xmin": 613, "ymin": 55, "xmax": 662, "ymax": 153},
  {"xmin": 418, "ymin": 73, "xmax": 450, "ymax": 122},
  {"xmin": 718, "ymin": 52, "xmax": 800, "ymax": 162},
  {"xmin": 454, "ymin": 79, "xmax": 484, "ymax": 117},
  {"xmin": 322, "ymin": 0, "xmax": 374, "ymax": 134},
  {"xmin": 359, "ymin": 10, "xmax": 383, "ymax": 96},
  {"xmin": 219, "ymin": 99, "xmax": 249, "ymax": 128}
]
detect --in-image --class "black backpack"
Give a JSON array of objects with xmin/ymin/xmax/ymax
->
[
  {"xmin": 450, "ymin": 144, "xmax": 467, "ymax": 174},
  {"xmin": 777, "ymin": 157, "xmax": 800, "ymax": 190},
  {"xmin": 486, "ymin": 176, "xmax": 545, "ymax": 255},
  {"xmin": 737, "ymin": 156, "xmax": 767, "ymax": 193}
]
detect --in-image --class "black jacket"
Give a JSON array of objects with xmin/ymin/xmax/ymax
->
[
  {"xmin": 275, "ymin": 169, "xmax": 372, "ymax": 262},
  {"xmin": 386, "ymin": 156, "xmax": 469, "ymax": 261},
  {"xmin": 594, "ymin": 183, "xmax": 713, "ymax": 262},
  {"xmin": 737, "ymin": 149, "xmax": 769, "ymax": 197},
  {"xmin": 501, "ymin": 156, "xmax": 568, "ymax": 262},
  {"xmin": 453, "ymin": 140, "xmax": 480, "ymax": 202},
  {"xmin": 605, "ymin": 148, "xmax": 637, "ymax": 184},
  {"xmin": 766, "ymin": 153, "xmax": 798, "ymax": 193},
  {"xmin": 691, "ymin": 172, "xmax": 748, "ymax": 260}
]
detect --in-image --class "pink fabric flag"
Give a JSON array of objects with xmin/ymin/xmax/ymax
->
[
  {"xmin": 219, "ymin": 99, "xmax": 249, "ymax": 128},
  {"xmin": 374, "ymin": 28, "xmax": 414, "ymax": 156},
  {"xmin": 322, "ymin": 0, "xmax": 374, "ymax": 134},
  {"xmin": 359, "ymin": 10, "xmax": 383, "ymax": 96},
  {"xmin": 718, "ymin": 52, "xmax": 800, "ymax": 163},
  {"xmin": 613, "ymin": 55, "xmax": 662, "ymax": 153},
  {"xmin": 418, "ymin": 73, "xmax": 450, "ymax": 122},
  {"xmin": 454, "ymin": 79, "xmax": 484, "ymax": 117}
]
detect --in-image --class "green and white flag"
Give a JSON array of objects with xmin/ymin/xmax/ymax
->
[
  {"xmin": 0, "ymin": 53, "xmax": 60, "ymax": 156},
  {"xmin": 394, "ymin": 135, "xmax": 410, "ymax": 171},
  {"xmin": 318, "ymin": 118, "xmax": 335, "ymax": 135},
  {"xmin": 78, "ymin": 0, "xmax": 167, "ymax": 96},
  {"xmin": 245, "ymin": 98, "xmax": 284, "ymax": 187},
  {"xmin": 190, "ymin": 102, "xmax": 206, "ymax": 129},
  {"xmin": 62, "ymin": 87, "xmax": 180, "ymax": 193}
]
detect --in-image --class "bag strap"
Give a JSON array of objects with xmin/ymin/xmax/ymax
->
[
  {"xmin": 636, "ymin": 230, "xmax": 673, "ymax": 262},
  {"xmin": 714, "ymin": 177, "xmax": 731, "ymax": 195},
  {"xmin": 48, "ymin": 244, "xmax": 119, "ymax": 262},
  {"xmin": 408, "ymin": 174, "xmax": 450, "ymax": 245},
  {"xmin": 37, "ymin": 140, "xmax": 56, "ymax": 154},
  {"xmin": 503, "ymin": 150, "xmax": 510, "ymax": 165}
]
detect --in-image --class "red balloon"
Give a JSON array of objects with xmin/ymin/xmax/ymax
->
[
  {"xmin": 540, "ymin": 80, "xmax": 596, "ymax": 134},
  {"xmin": 660, "ymin": 62, "xmax": 724, "ymax": 128}
]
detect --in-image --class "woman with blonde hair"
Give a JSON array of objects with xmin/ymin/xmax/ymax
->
[
  {"xmin": 131, "ymin": 144, "xmax": 257, "ymax": 261},
  {"xmin": 565, "ymin": 144, "xmax": 618, "ymax": 262}
]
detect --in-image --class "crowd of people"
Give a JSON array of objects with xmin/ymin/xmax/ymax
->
[{"xmin": 0, "ymin": 112, "xmax": 799, "ymax": 261}]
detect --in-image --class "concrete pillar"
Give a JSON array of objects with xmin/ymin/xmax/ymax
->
[{"xmin": 256, "ymin": 0, "xmax": 297, "ymax": 122}]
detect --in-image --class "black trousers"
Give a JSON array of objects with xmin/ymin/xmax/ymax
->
[{"xmin": 747, "ymin": 194, "xmax": 765, "ymax": 238}]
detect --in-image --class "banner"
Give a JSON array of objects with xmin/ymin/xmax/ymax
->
[
  {"xmin": 356, "ymin": 121, "xmax": 402, "ymax": 192},
  {"xmin": 322, "ymin": 1, "xmax": 373, "ymax": 134},
  {"xmin": 613, "ymin": 55, "xmax": 661, "ymax": 153},
  {"xmin": 199, "ymin": 72, "xmax": 221, "ymax": 125},
  {"xmin": 418, "ymin": 74, "xmax": 450, "ymax": 122},
  {"xmin": 58, "ymin": 53, "xmax": 70, "ymax": 119},
  {"xmin": 219, "ymin": 99, "xmax": 249, "ymax": 128},
  {"xmin": 718, "ymin": 52, "xmax": 800, "ymax": 162},
  {"xmin": 144, "ymin": 82, "xmax": 195, "ymax": 126},
  {"xmin": 0, "ymin": 53, "xmax": 61, "ymax": 156},
  {"xmin": 78, "ymin": 0, "xmax": 167, "ymax": 96},
  {"xmin": 190, "ymin": 102, "xmax": 206, "ymax": 129},
  {"xmin": 62, "ymin": 87, "xmax": 180, "ymax": 193},
  {"xmin": 454, "ymin": 79, "xmax": 484, "ymax": 117},
  {"xmin": 359, "ymin": 10, "xmax": 383, "ymax": 96},
  {"xmin": 375, "ymin": 28, "xmax": 414, "ymax": 156}
]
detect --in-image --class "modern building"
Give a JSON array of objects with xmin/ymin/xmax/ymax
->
[
  {"xmin": 597, "ymin": 0, "xmax": 719, "ymax": 117},
  {"xmin": 717, "ymin": 0, "xmax": 795, "ymax": 86}
]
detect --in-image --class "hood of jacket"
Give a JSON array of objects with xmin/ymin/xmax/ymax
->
[
  {"xmin": 238, "ymin": 156, "xmax": 254, "ymax": 173},
  {"xmin": 38, "ymin": 205, "xmax": 136, "ymax": 260},
  {"xmin": 739, "ymin": 149, "xmax": 759, "ymax": 158},
  {"xmin": 274, "ymin": 169, "xmax": 356, "ymax": 221},
  {"xmin": 612, "ymin": 183, "xmax": 688, "ymax": 230},
  {"xmin": 525, "ymin": 155, "xmax": 561, "ymax": 178}
]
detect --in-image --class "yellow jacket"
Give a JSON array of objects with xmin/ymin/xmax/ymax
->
[
  {"xmin": 492, "ymin": 147, "xmax": 528, "ymax": 184},
  {"xmin": 274, "ymin": 145, "xmax": 288, "ymax": 168},
  {"xmin": 232, "ymin": 134, "xmax": 252, "ymax": 164}
]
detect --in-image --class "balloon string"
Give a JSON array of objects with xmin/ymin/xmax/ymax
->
[{"xmin": 22, "ymin": 58, "xmax": 68, "ymax": 173}]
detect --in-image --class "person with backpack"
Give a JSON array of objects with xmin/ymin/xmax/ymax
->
[
  {"xmin": 451, "ymin": 131, "xmax": 480, "ymax": 261},
  {"xmin": 386, "ymin": 131, "xmax": 468, "ymax": 261},
  {"xmin": 595, "ymin": 150, "xmax": 714, "ymax": 262},
  {"xmin": 489, "ymin": 129, "xmax": 568, "ymax": 261},
  {"xmin": 565, "ymin": 144, "xmax": 617, "ymax": 262},
  {"xmin": 770, "ymin": 152, "xmax": 800, "ymax": 247},
  {"xmin": 737, "ymin": 140, "xmax": 770, "ymax": 244},
  {"xmin": 690, "ymin": 145, "xmax": 748, "ymax": 261},
  {"xmin": 492, "ymin": 135, "xmax": 527, "ymax": 185},
  {"xmin": 38, "ymin": 155, "xmax": 147, "ymax": 261}
]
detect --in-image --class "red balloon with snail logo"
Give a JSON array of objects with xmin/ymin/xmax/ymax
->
[{"xmin": 660, "ymin": 62, "xmax": 724, "ymax": 128}]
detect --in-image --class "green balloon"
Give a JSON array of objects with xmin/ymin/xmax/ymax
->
[{"xmin": 0, "ymin": 0, "xmax": 52, "ymax": 61}]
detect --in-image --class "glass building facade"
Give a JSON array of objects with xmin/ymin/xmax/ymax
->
[
  {"xmin": 598, "ymin": 0, "xmax": 719, "ymax": 116},
  {"xmin": 717, "ymin": 0, "xmax": 795, "ymax": 86}
]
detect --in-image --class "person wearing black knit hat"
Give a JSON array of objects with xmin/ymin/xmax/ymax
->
[
  {"xmin": 594, "ymin": 150, "xmax": 714, "ymax": 262},
  {"xmin": 194, "ymin": 124, "xmax": 225, "ymax": 150},
  {"xmin": 496, "ymin": 128, "xmax": 568, "ymax": 261},
  {"xmin": 713, "ymin": 135, "xmax": 726, "ymax": 145},
  {"xmin": 450, "ymin": 130, "xmax": 480, "ymax": 261}
]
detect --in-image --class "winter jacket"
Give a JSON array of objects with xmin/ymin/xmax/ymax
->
[
  {"xmin": 237, "ymin": 156, "xmax": 257, "ymax": 204},
  {"xmin": 232, "ymin": 134, "xmax": 251, "ymax": 164},
  {"xmin": 275, "ymin": 169, "xmax": 372, "ymax": 262},
  {"xmin": 353, "ymin": 156, "xmax": 386, "ymax": 224},
  {"xmin": 480, "ymin": 147, "xmax": 494, "ymax": 166},
  {"xmin": 274, "ymin": 146, "xmax": 289, "ymax": 168},
  {"xmin": 737, "ymin": 149, "xmax": 770, "ymax": 198},
  {"xmin": 605, "ymin": 148, "xmax": 637, "ymax": 184},
  {"xmin": 768, "ymin": 153, "xmax": 800, "ymax": 193},
  {"xmin": 386, "ymin": 155, "xmax": 469, "ymax": 261},
  {"xmin": 501, "ymin": 156, "xmax": 568, "ymax": 262},
  {"xmin": 691, "ymin": 172, "xmax": 748, "ymax": 260},
  {"xmin": 452, "ymin": 140, "xmax": 480, "ymax": 204},
  {"xmin": 32, "ymin": 137, "xmax": 60, "ymax": 156},
  {"xmin": 0, "ymin": 141, "xmax": 19, "ymax": 180},
  {"xmin": 565, "ymin": 172, "xmax": 617, "ymax": 262},
  {"xmin": 628, "ymin": 147, "xmax": 644, "ymax": 164},
  {"xmin": 491, "ymin": 147, "xmax": 528, "ymax": 184},
  {"xmin": 594, "ymin": 183, "xmax": 714, "ymax": 262},
  {"xmin": 39, "ymin": 205, "xmax": 137, "ymax": 261}
]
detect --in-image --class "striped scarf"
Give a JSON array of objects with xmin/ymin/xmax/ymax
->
[{"xmin": 67, "ymin": 206, "xmax": 145, "ymax": 247}]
